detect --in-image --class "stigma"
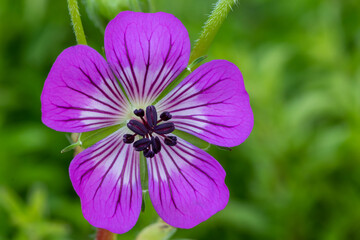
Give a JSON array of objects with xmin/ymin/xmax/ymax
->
[{"xmin": 123, "ymin": 105, "xmax": 177, "ymax": 158}]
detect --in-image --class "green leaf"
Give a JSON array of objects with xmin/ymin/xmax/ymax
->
[
  {"xmin": 216, "ymin": 146, "xmax": 232, "ymax": 151},
  {"xmin": 187, "ymin": 55, "xmax": 207, "ymax": 72},
  {"xmin": 60, "ymin": 141, "xmax": 81, "ymax": 153},
  {"xmin": 80, "ymin": 124, "xmax": 123, "ymax": 149}
]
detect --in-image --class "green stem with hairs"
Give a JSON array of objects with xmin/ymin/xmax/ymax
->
[
  {"xmin": 67, "ymin": 0, "xmax": 87, "ymax": 45},
  {"xmin": 189, "ymin": 0, "xmax": 238, "ymax": 63},
  {"xmin": 67, "ymin": 1, "xmax": 115, "ymax": 239}
]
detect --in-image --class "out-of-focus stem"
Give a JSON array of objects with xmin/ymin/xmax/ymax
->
[
  {"xmin": 189, "ymin": 0, "xmax": 238, "ymax": 63},
  {"xmin": 67, "ymin": 1, "xmax": 115, "ymax": 239},
  {"xmin": 96, "ymin": 228, "xmax": 117, "ymax": 240},
  {"xmin": 67, "ymin": 0, "xmax": 87, "ymax": 45}
]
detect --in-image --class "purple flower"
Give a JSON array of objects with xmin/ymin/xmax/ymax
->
[{"xmin": 41, "ymin": 11, "xmax": 253, "ymax": 234}]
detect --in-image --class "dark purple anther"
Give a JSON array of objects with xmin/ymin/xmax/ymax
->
[
  {"xmin": 164, "ymin": 136, "xmax": 177, "ymax": 146},
  {"xmin": 154, "ymin": 122, "xmax": 175, "ymax": 134},
  {"xmin": 125, "ymin": 105, "xmax": 176, "ymax": 155},
  {"xmin": 133, "ymin": 138, "xmax": 151, "ymax": 151},
  {"xmin": 143, "ymin": 148, "xmax": 155, "ymax": 158},
  {"xmin": 151, "ymin": 136, "xmax": 161, "ymax": 154},
  {"xmin": 127, "ymin": 120, "xmax": 148, "ymax": 136},
  {"xmin": 123, "ymin": 134, "xmax": 135, "ymax": 143},
  {"xmin": 160, "ymin": 111, "xmax": 172, "ymax": 121},
  {"xmin": 134, "ymin": 108, "xmax": 144, "ymax": 117},
  {"xmin": 146, "ymin": 105, "xmax": 157, "ymax": 128}
]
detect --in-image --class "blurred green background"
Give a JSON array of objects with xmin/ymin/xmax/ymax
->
[{"xmin": 1, "ymin": 0, "xmax": 360, "ymax": 239}]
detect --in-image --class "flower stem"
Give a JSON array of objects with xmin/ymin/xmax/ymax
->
[
  {"xmin": 96, "ymin": 228, "xmax": 117, "ymax": 240},
  {"xmin": 67, "ymin": 3, "xmax": 114, "ymax": 239},
  {"xmin": 140, "ymin": 154, "xmax": 148, "ymax": 191},
  {"xmin": 189, "ymin": 0, "xmax": 238, "ymax": 63},
  {"xmin": 67, "ymin": 0, "xmax": 87, "ymax": 45}
]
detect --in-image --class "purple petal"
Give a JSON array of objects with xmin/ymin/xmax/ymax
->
[
  {"xmin": 147, "ymin": 136, "xmax": 229, "ymax": 228},
  {"xmin": 104, "ymin": 11, "xmax": 190, "ymax": 106},
  {"xmin": 41, "ymin": 45, "xmax": 130, "ymax": 133},
  {"xmin": 69, "ymin": 128, "xmax": 142, "ymax": 234},
  {"xmin": 156, "ymin": 60, "xmax": 254, "ymax": 147}
]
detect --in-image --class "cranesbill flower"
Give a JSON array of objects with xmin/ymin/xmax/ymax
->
[{"xmin": 41, "ymin": 11, "xmax": 253, "ymax": 234}]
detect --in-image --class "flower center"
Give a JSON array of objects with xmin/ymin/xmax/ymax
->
[{"xmin": 123, "ymin": 105, "xmax": 177, "ymax": 158}]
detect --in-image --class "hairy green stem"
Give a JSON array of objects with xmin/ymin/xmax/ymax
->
[
  {"xmin": 67, "ymin": 0, "xmax": 87, "ymax": 45},
  {"xmin": 67, "ymin": 1, "xmax": 115, "ymax": 239},
  {"xmin": 189, "ymin": 0, "xmax": 238, "ymax": 63}
]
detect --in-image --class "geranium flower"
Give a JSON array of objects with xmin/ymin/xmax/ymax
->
[{"xmin": 41, "ymin": 11, "xmax": 253, "ymax": 234}]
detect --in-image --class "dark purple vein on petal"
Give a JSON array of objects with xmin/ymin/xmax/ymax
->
[
  {"xmin": 77, "ymin": 67, "xmax": 122, "ymax": 109},
  {"xmin": 59, "ymin": 116, "xmax": 120, "ymax": 122},
  {"xmin": 175, "ymin": 142, "xmax": 218, "ymax": 170},
  {"xmin": 79, "ymin": 140, "xmax": 120, "ymax": 186},
  {"xmin": 112, "ymin": 146, "xmax": 132, "ymax": 216},
  {"xmin": 128, "ymin": 149, "xmax": 136, "ymax": 210},
  {"xmin": 77, "ymin": 134, "xmax": 118, "ymax": 169},
  {"xmin": 105, "ymin": 67, "xmax": 128, "ymax": 105},
  {"xmin": 156, "ymin": 153, "xmax": 180, "ymax": 211},
  {"xmin": 141, "ymin": 38, "xmax": 151, "ymax": 98},
  {"xmin": 171, "ymin": 145, "xmax": 217, "ymax": 186},
  {"xmin": 153, "ymin": 159, "xmax": 164, "ymax": 208},
  {"xmin": 63, "ymin": 83, "xmax": 120, "ymax": 112},
  {"xmin": 159, "ymin": 68, "xmax": 216, "ymax": 106},
  {"xmin": 150, "ymin": 44, "xmax": 185, "ymax": 100},
  {"xmin": 165, "ymin": 77, "xmax": 229, "ymax": 110},
  {"xmin": 162, "ymin": 146, "xmax": 196, "ymax": 193},
  {"xmin": 146, "ymin": 37, "xmax": 174, "ymax": 101},
  {"xmin": 89, "ymin": 59, "xmax": 127, "ymax": 106},
  {"xmin": 67, "ymin": 121, "xmax": 118, "ymax": 129},
  {"xmin": 173, "ymin": 116, "xmax": 238, "ymax": 128},
  {"xmin": 112, "ymin": 44, "xmax": 136, "ymax": 100},
  {"xmin": 168, "ymin": 100, "xmax": 230, "ymax": 113},
  {"xmin": 93, "ymin": 141, "xmax": 124, "ymax": 199},
  {"xmin": 172, "ymin": 122, "xmax": 223, "ymax": 137},
  {"xmin": 124, "ymin": 27, "xmax": 140, "ymax": 97},
  {"xmin": 54, "ymin": 105, "xmax": 117, "ymax": 115}
]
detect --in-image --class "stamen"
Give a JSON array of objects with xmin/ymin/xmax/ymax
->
[
  {"xmin": 127, "ymin": 120, "xmax": 148, "ymax": 136},
  {"xmin": 160, "ymin": 111, "xmax": 172, "ymax": 121},
  {"xmin": 123, "ymin": 134, "xmax": 135, "ymax": 143},
  {"xmin": 143, "ymin": 148, "xmax": 155, "ymax": 158},
  {"xmin": 133, "ymin": 138, "xmax": 151, "ymax": 151},
  {"xmin": 124, "ymin": 105, "xmax": 177, "ymax": 157},
  {"xmin": 146, "ymin": 105, "xmax": 157, "ymax": 128},
  {"xmin": 151, "ymin": 136, "xmax": 161, "ymax": 154},
  {"xmin": 133, "ymin": 108, "xmax": 144, "ymax": 117},
  {"xmin": 154, "ymin": 122, "xmax": 175, "ymax": 135},
  {"xmin": 164, "ymin": 136, "xmax": 177, "ymax": 146}
]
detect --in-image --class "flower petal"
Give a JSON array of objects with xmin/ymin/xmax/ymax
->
[
  {"xmin": 41, "ymin": 45, "xmax": 130, "ymax": 132},
  {"xmin": 104, "ymin": 11, "xmax": 190, "ymax": 106},
  {"xmin": 147, "ymin": 136, "xmax": 229, "ymax": 228},
  {"xmin": 156, "ymin": 60, "xmax": 253, "ymax": 147},
  {"xmin": 69, "ymin": 128, "xmax": 141, "ymax": 234}
]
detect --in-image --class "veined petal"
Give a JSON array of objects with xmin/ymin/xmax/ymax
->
[
  {"xmin": 156, "ymin": 60, "xmax": 253, "ymax": 147},
  {"xmin": 147, "ymin": 136, "xmax": 229, "ymax": 228},
  {"xmin": 104, "ymin": 11, "xmax": 190, "ymax": 106},
  {"xmin": 69, "ymin": 128, "xmax": 141, "ymax": 234},
  {"xmin": 41, "ymin": 45, "xmax": 130, "ymax": 133}
]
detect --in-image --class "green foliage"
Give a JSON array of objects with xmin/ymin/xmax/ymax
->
[
  {"xmin": 0, "ymin": 0, "xmax": 360, "ymax": 239},
  {"xmin": 0, "ymin": 185, "xmax": 69, "ymax": 240}
]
